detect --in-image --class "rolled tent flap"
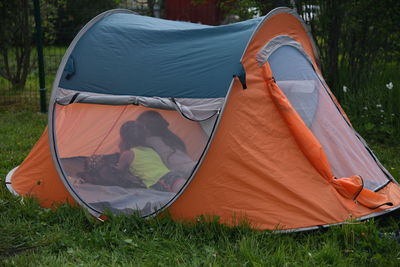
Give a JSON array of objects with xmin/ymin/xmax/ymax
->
[
  {"xmin": 331, "ymin": 177, "xmax": 393, "ymax": 209},
  {"xmin": 330, "ymin": 176, "xmax": 363, "ymax": 200},
  {"xmin": 263, "ymin": 67, "xmax": 331, "ymax": 181},
  {"xmin": 264, "ymin": 66, "xmax": 392, "ymax": 209},
  {"xmin": 55, "ymin": 89, "xmax": 224, "ymax": 122},
  {"xmin": 356, "ymin": 188, "xmax": 394, "ymax": 209}
]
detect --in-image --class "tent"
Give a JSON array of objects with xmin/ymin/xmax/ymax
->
[{"xmin": 5, "ymin": 7, "xmax": 400, "ymax": 231}]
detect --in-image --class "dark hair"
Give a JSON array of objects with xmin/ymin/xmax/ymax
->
[
  {"xmin": 120, "ymin": 120, "xmax": 146, "ymax": 149},
  {"xmin": 137, "ymin": 110, "xmax": 187, "ymax": 153}
]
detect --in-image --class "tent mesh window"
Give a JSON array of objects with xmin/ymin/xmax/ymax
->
[
  {"xmin": 268, "ymin": 45, "xmax": 389, "ymax": 191},
  {"xmin": 54, "ymin": 103, "xmax": 209, "ymax": 216}
]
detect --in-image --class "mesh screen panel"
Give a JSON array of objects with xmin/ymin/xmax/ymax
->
[
  {"xmin": 54, "ymin": 103, "xmax": 210, "ymax": 216},
  {"xmin": 269, "ymin": 46, "xmax": 389, "ymax": 190}
]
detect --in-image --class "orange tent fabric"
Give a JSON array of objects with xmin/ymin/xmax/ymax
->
[
  {"xmin": 6, "ymin": 8, "xmax": 400, "ymax": 231},
  {"xmin": 169, "ymin": 10, "xmax": 400, "ymax": 229},
  {"xmin": 11, "ymin": 129, "xmax": 75, "ymax": 208}
]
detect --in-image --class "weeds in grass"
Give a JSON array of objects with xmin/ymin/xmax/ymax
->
[
  {"xmin": 1, "ymin": 186, "xmax": 400, "ymax": 266},
  {"xmin": 341, "ymin": 63, "xmax": 400, "ymax": 145}
]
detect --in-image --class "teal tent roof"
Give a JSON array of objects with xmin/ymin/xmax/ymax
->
[{"xmin": 60, "ymin": 12, "xmax": 262, "ymax": 98}]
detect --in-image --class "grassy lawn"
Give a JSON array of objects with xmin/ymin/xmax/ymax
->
[{"xmin": 1, "ymin": 110, "xmax": 400, "ymax": 266}]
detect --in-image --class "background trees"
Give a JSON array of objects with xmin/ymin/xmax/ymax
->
[
  {"xmin": 2, "ymin": 0, "xmax": 398, "ymax": 96},
  {"xmin": 217, "ymin": 0, "xmax": 400, "ymax": 99},
  {"xmin": 51, "ymin": 0, "xmax": 120, "ymax": 45},
  {"xmin": 0, "ymin": 0, "xmax": 120, "ymax": 92},
  {"xmin": 296, "ymin": 0, "xmax": 400, "ymax": 99},
  {"xmin": 0, "ymin": 0, "xmax": 34, "ymax": 91}
]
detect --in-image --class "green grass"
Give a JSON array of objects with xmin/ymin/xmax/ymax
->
[
  {"xmin": 340, "ymin": 62, "xmax": 400, "ymax": 145},
  {"xmin": 1, "ymin": 110, "xmax": 400, "ymax": 266}
]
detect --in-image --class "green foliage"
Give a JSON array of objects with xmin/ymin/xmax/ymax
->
[
  {"xmin": 340, "ymin": 63, "xmax": 400, "ymax": 145},
  {"xmin": 50, "ymin": 0, "xmax": 121, "ymax": 45},
  {"xmin": 40, "ymin": 1, "xmax": 60, "ymax": 45},
  {"xmin": 0, "ymin": 0, "xmax": 61, "ymax": 92},
  {"xmin": 0, "ymin": 46, "xmax": 67, "ymax": 108},
  {"xmin": 370, "ymin": 143, "xmax": 400, "ymax": 179},
  {"xmin": 217, "ymin": 0, "xmax": 291, "ymax": 23},
  {"xmin": 298, "ymin": 0, "xmax": 400, "ymax": 99},
  {"xmin": 0, "ymin": 0, "xmax": 34, "ymax": 91}
]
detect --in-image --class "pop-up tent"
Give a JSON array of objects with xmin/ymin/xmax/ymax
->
[{"xmin": 6, "ymin": 7, "xmax": 400, "ymax": 231}]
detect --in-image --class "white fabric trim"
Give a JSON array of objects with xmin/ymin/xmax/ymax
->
[
  {"xmin": 256, "ymin": 35, "xmax": 314, "ymax": 66},
  {"xmin": 240, "ymin": 7, "xmax": 320, "ymax": 68},
  {"xmin": 5, "ymin": 166, "xmax": 19, "ymax": 196}
]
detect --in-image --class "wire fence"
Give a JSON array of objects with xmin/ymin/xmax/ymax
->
[{"xmin": 0, "ymin": 1, "xmax": 164, "ymax": 110}]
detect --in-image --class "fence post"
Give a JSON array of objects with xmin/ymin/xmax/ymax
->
[{"xmin": 33, "ymin": 0, "xmax": 47, "ymax": 113}]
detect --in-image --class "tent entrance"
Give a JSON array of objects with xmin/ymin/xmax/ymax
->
[
  {"xmin": 261, "ymin": 39, "xmax": 391, "ymax": 191},
  {"xmin": 52, "ymin": 102, "xmax": 213, "ymax": 216}
]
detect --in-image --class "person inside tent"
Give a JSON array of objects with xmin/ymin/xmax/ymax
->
[
  {"xmin": 117, "ymin": 120, "xmax": 186, "ymax": 193},
  {"xmin": 137, "ymin": 110, "xmax": 196, "ymax": 177}
]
